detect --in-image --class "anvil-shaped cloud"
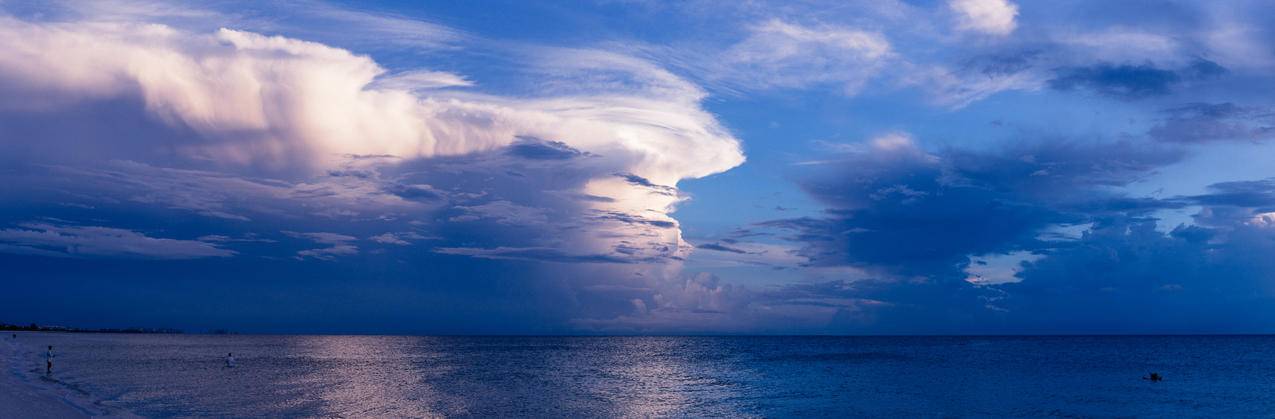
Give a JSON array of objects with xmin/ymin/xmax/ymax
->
[{"xmin": 0, "ymin": 8, "xmax": 744, "ymax": 332}]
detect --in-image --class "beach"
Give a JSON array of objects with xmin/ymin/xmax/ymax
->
[
  {"xmin": 0, "ymin": 373, "xmax": 89, "ymax": 419},
  {"xmin": 1, "ymin": 333, "xmax": 137, "ymax": 418}
]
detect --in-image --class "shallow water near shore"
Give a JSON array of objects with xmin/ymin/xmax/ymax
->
[{"xmin": 4, "ymin": 333, "xmax": 1275, "ymax": 417}]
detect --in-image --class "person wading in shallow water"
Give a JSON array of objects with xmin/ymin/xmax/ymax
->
[{"xmin": 45, "ymin": 345, "xmax": 54, "ymax": 376}]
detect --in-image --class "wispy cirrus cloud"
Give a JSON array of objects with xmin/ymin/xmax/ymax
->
[{"xmin": 713, "ymin": 19, "xmax": 893, "ymax": 95}]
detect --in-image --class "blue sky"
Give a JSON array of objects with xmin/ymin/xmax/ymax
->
[{"xmin": 2, "ymin": 0, "xmax": 1275, "ymax": 334}]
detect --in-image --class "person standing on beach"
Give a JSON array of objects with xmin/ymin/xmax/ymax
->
[
  {"xmin": 45, "ymin": 345, "xmax": 53, "ymax": 376},
  {"xmin": 225, "ymin": 352, "xmax": 235, "ymax": 368}
]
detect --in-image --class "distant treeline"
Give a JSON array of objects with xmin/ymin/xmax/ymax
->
[{"xmin": 0, "ymin": 322, "xmax": 183, "ymax": 334}]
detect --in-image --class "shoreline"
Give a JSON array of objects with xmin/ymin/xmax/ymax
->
[{"xmin": 0, "ymin": 337, "xmax": 139, "ymax": 418}]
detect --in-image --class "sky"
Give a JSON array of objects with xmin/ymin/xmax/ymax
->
[{"xmin": 2, "ymin": 0, "xmax": 1275, "ymax": 334}]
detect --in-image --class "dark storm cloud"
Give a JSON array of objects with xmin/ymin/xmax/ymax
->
[
  {"xmin": 758, "ymin": 206, "xmax": 1275, "ymax": 334},
  {"xmin": 752, "ymin": 211, "xmax": 1275, "ymax": 334},
  {"xmin": 1048, "ymin": 59, "xmax": 1226, "ymax": 100},
  {"xmin": 768, "ymin": 137, "xmax": 1182, "ymax": 278},
  {"xmin": 751, "ymin": 134, "xmax": 1275, "ymax": 333},
  {"xmin": 998, "ymin": 216, "xmax": 1275, "ymax": 333},
  {"xmin": 1186, "ymin": 179, "xmax": 1275, "ymax": 208}
]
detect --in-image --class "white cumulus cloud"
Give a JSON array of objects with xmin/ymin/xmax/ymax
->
[{"xmin": 949, "ymin": 0, "xmax": 1018, "ymax": 36}]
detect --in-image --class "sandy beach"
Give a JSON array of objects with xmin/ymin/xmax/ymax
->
[
  {"xmin": 0, "ymin": 335, "xmax": 136, "ymax": 418},
  {"xmin": 0, "ymin": 374, "xmax": 89, "ymax": 418}
]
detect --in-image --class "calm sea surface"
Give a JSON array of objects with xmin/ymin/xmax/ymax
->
[{"xmin": 4, "ymin": 333, "xmax": 1275, "ymax": 417}]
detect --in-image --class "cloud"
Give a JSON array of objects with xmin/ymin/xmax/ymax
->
[
  {"xmin": 949, "ymin": 0, "xmax": 1019, "ymax": 36},
  {"xmin": 449, "ymin": 201, "xmax": 551, "ymax": 226},
  {"xmin": 685, "ymin": 238, "xmax": 808, "ymax": 269},
  {"xmin": 288, "ymin": 0, "xmax": 463, "ymax": 50},
  {"xmin": 769, "ymin": 133, "xmax": 1182, "ymax": 278},
  {"xmin": 504, "ymin": 137, "xmax": 590, "ymax": 161},
  {"xmin": 696, "ymin": 242, "xmax": 748, "ymax": 254},
  {"xmin": 1048, "ymin": 59, "xmax": 1226, "ymax": 99},
  {"xmin": 963, "ymin": 251, "xmax": 1042, "ymax": 285},
  {"xmin": 5, "ymin": 0, "xmax": 1275, "ymax": 334},
  {"xmin": 998, "ymin": 215, "xmax": 1275, "ymax": 333},
  {"xmin": 0, "ymin": 222, "xmax": 234, "ymax": 259},
  {"xmin": 432, "ymin": 246, "xmax": 646, "ymax": 264},
  {"xmin": 744, "ymin": 201, "xmax": 1275, "ymax": 334},
  {"xmin": 22, "ymin": 160, "xmax": 426, "ymax": 223},
  {"xmin": 908, "ymin": 62, "xmax": 1044, "ymax": 109},
  {"xmin": 1148, "ymin": 103, "xmax": 1274, "ymax": 144},
  {"xmin": 701, "ymin": 19, "xmax": 892, "ymax": 95},
  {"xmin": 371, "ymin": 70, "xmax": 474, "ymax": 91},
  {"xmin": 1188, "ymin": 179, "xmax": 1275, "ymax": 209},
  {"xmin": 0, "ymin": 7, "xmax": 746, "ymax": 290},
  {"xmin": 901, "ymin": 3, "xmax": 1270, "ymax": 108},
  {"xmin": 0, "ymin": 16, "xmax": 743, "ymax": 186},
  {"xmin": 284, "ymin": 231, "xmax": 358, "ymax": 260},
  {"xmin": 571, "ymin": 272, "xmax": 758, "ymax": 333},
  {"xmin": 1054, "ymin": 28, "xmax": 1183, "ymax": 65},
  {"xmin": 369, "ymin": 232, "xmax": 420, "ymax": 245},
  {"xmin": 575, "ymin": 271, "xmax": 905, "ymax": 334},
  {"xmin": 1201, "ymin": 20, "xmax": 1275, "ymax": 71},
  {"xmin": 0, "ymin": 19, "xmax": 501, "ymax": 170},
  {"xmin": 44, "ymin": 0, "xmax": 463, "ymax": 52},
  {"xmin": 197, "ymin": 234, "xmax": 275, "ymax": 243},
  {"xmin": 741, "ymin": 127, "xmax": 1275, "ymax": 332}
]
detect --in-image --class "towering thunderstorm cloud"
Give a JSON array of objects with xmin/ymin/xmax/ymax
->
[{"xmin": 2, "ymin": 0, "xmax": 1275, "ymax": 334}]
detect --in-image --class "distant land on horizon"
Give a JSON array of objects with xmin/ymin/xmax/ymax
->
[
  {"xmin": 6, "ymin": 322, "xmax": 1274, "ymax": 338},
  {"xmin": 1, "ymin": 322, "xmax": 184, "ymax": 334}
]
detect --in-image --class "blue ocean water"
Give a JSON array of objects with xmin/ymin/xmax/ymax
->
[{"xmin": 4, "ymin": 333, "xmax": 1275, "ymax": 417}]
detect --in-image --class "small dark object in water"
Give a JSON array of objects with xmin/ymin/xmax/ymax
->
[{"xmin": 1143, "ymin": 372, "xmax": 1163, "ymax": 382}]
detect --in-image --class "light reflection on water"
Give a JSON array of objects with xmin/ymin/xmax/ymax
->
[
  {"xmin": 297, "ymin": 335, "xmax": 444, "ymax": 417},
  {"xmin": 7, "ymin": 334, "xmax": 1275, "ymax": 417}
]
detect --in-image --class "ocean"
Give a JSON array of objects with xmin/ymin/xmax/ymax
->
[{"xmin": 3, "ymin": 333, "xmax": 1275, "ymax": 417}]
